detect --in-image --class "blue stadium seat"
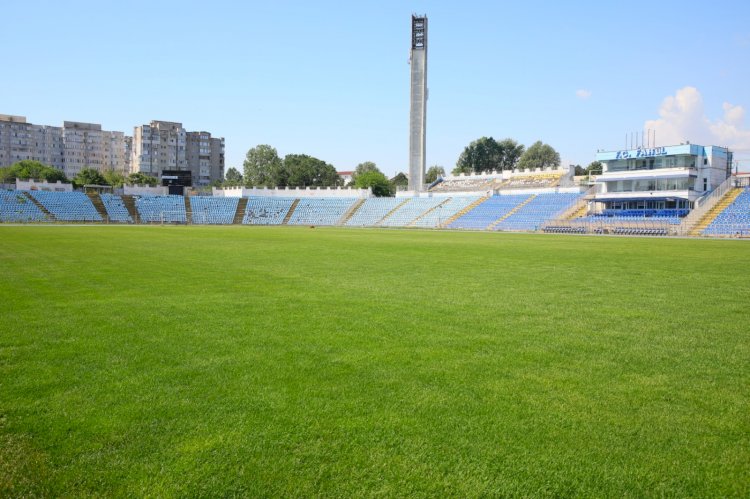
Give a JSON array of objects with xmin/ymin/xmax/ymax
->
[
  {"xmin": 28, "ymin": 191, "xmax": 102, "ymax": 222},
  {"xmin": 0, "ymin": 191, "xmax": 47, "ymax": 222}
]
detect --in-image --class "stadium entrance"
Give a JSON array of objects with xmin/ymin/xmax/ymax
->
[{"xmin": 161, "ymin": 170, "xmax": 192, "ymax": 196}]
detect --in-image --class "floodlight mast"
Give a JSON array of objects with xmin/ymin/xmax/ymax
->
[{"xmin": 408, "ymin": 14, "xmax": 428, "ymax": 192}]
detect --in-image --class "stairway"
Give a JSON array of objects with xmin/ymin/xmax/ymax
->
[
  {"xmin": 282, "ymin": 199, "xmax": 300, "ymax": 224},
  {"xmin": 564, "ymin": 203, "xmax": 588, "ymax": 220},
  {"xmin": 338, "ymin": 198, "xmax": 365, "ymax": 225},
  {"xmin": 440, "ymin": 196, "xmax": 488, "ymax": 228},
  {"xmin": 86, "ymin": 192, "xmax": 108, "ymax": 221},
  {"xmin": 376, "ymin": 199, "xmax": 410, "ymax": 226},
  {"xmin": 23, "ymin": 192, "xmax": 54, "ymax": 221},
  {"xmin": 121, "ymin": 195, "xmax": 138, "ymax": 223},
  {"xmin": 688, "ymin": 188, "xmax": 742, "ymax": 236},
  {"xmin": 184, "ymin": 196, "xmax": 192, "ymax": 224},
  {"xmin": 408, "ymin": 198, "xmax": 449, "ymax": 227},
  {"xmin": 233, "ymin": 197, "xmax": 248, "ymax": 224},
  {"xmin": 486, "ymin": 194, "xmax": 537, "ymax": 230}
]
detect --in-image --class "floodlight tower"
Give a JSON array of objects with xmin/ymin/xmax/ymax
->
[{"xmin": 408, "ymin": 14, "xmax": 428, "ymax": 192}]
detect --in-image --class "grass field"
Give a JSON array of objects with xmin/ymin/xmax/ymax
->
[{"xmin": 1, "ymin": 226, "xmax": 748, "ymax": 496}]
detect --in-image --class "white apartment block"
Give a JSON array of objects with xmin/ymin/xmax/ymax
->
[
  {"xmin": 0, "ymin": 114, "xmax": 130, "ymax": 178},
  {"xmin": 132, "ymin": 121, "xmax": 224, "ymax": 186},
  {"xmin": 2, "ymin": 115, "xmax": 224, "ymax": 185}
]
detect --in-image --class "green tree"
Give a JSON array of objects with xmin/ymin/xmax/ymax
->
[
  {"xmin": 243, "ymin": 144, "xmax": 283, "ymax": 187},
  {"xmin": 103, "ymin": 170, "xmax": 126, "ymax": 188},
  {"xmin": 454, "ymin": 137, "xmax": 503, "ymax": 175},
  {"xmin": 351, "ymin": 161, "xmax": 380, "ymax": 183},
  {"xmin": 73, "ymin": 168, "xmax": 108, "ymax": 188},
  {"xmin": 425, "ymin": 165, "xmax": 445, "ymax": 184},
  {"xmin": 355, "ymin": 170, "xmax": 391, "ymax": 197},
  {"xmin": 586, "ymin": 161, "xmax": 603, "ymax": 175},
  {"xmin": 517, "ymin": 141, "xmax": 561, "ymax": 171},
  {"xmin": 391, "ymin": 172, "xmax": 408, "ymax": 188},
  {"xmin": 284, "ymin": 154, "xmax": 341, "ymax": 187},
  {"xmin": 0, "ymin": 160, "xmax": 68, "ymax": 183},
  {"xmin": 127, "ymin": 172, "xmax": 158, "ymax": 186},
  {"xmin": 573, "ymin": 164, "xmax": 586, "ymax": 176},
  {"xmin": 224, "ymin": 167, "xmax": 243, "ymax": 186},
  {"xmin": 496, "ymin": 138, "xmax": 525, "ymax": 170}
]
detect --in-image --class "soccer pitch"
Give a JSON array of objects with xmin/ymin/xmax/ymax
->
[{"xmin": 1, "ymin": 226, "xmax": 748, "ymax": 496}]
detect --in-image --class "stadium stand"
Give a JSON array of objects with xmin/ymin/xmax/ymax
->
[
  {"xmin": 380, "ymin": 198, "xmax": 444, "ymax": 227},
  {"xmin": 0, "ymin": 191, "xmax": 47, "ymax": 222},
  {"xmin": 100, "ymin": 194, "xmax": 133, "ymax": 223},
  {"xmin": 28, "ymin": 191, "xmax": 102, "ymax": 222},
  {"xmin": 497, "ymin": 172, "xmax": 564, "ymax": 189},
  {"xmin": 135, "ymin": 195, "xmax": 186, "ymax": 223},
  {"xmin": 448, "ymin": 194, "xmax": 531, "ymax": 230},
  {"xmin": 430, "ymin": 177, "xmax": 495, "ymax": 193},
  {"xmin": 412, "ymin": 196, "xmax": 481, "ymax": 228},
  {"xmin": 190, "ymin": 196, "xmax": 239, "ymax": 225},
  {"xmin": 345, "ymin": 198, "xmax": 403, "ymax": 226},
  {"xmin": 243, "ymin": 197, "xmax": 296, "ymax": 225},
  {"xmin": 702, "ymin": 188, "xmax": 750, "ymax": 236},
  {"xmin": 286, "ymin": 198, "xmax": 357, "ymax": 226},
  {"xmin": 494, "ymin": 193, "xmax": 581, "ymax": 231},
  {"xmin": 576, "ymin": 209, "xmax": 687, "ymax": 226}
]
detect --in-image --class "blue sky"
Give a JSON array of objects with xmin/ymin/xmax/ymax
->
[{"xmin": 3, "ymin": 0, "xmax": 750, "ymax": 176}]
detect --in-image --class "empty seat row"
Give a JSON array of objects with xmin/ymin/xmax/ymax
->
[
  {"xmin": 190, "ymin": 196, "xmax": 239, "ymax": 225},
  {"xmin": 380, "ymin": 198, "xmax": 444, "ymax": 227},
  {"xmin": 0, "ymin": 191, "xmax": 47, "ymax": 222},
  {"xmin": 287, "ymin": 198, "xmax": 356, "ymax": 226},
  {"xmin": 494, "ymin": 193, "xmax": 580, "ymax": 231},
  {"xmin": 100, "ymin": 193, "xmax": 133, "ymax": 223},
  {"xmin": 28, "ymin": 191, "xmax": 102, "ymax": 222},
  {"xmin": 135, "ymin": 195, "xmax": 186, "ymax": 223},
  {"xmin": 243, "ymin": 197, "xmax": 296, "ymax": 225},
  {"xmin": 448, "ymin": 195, "xmax": 531, "ymax": 230},
  {"xmin": 703, "ymin": 188, "xmax": 750, "ymax": 236},
  {"xmin": 346, "ymin": 198, "xmax": 403, "ymax": 226}
]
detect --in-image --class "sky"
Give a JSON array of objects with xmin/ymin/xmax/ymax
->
[{"xmin": 3, "ymin": 0, "xmax": 750, "ymax": 176}]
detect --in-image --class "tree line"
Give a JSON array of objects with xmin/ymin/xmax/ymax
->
[{"xmin": 0, "ymin": 160, "xmax": 158, "ymax": 188}]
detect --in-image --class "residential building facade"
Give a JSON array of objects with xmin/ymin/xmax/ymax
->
[
  {"xmin": 2, "ymin": 115, "xmax": 225, "ymax": 185},
  {"xmin": 132, "ymin": 121, "xmax": 224, "ymax": 186},
  {"xmin": 0, "ymin": 115, "xmax": 130, "ymax": 178}
]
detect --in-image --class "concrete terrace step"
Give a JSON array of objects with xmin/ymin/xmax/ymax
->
[
  {"xmin": 440, "ymin": 196, "xmax": 488, "ymax": 228},
  {"xmin": 233, "ymin": 197, "xmax": 248, "ymax": 224},
  {"xmin": 486, "ymin": 194, "xmax": 537, "ymax": 230},
  {"xmin": 282, "ymin": 199, "xmax": 300, "ymax": 225}
]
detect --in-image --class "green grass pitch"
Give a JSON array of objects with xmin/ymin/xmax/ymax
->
[{"xmin": 1, "ymin": 226, "xmax": 748, "ymax": 496}]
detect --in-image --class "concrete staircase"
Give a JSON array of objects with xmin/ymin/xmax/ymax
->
[
  {"xmin": 376, "ymin": 199, "xmax": 410, "ymax": 226},
  {"xmin": 86, "ymin": 192, "xmax": 108, "ymax": 221},
  {"xmin": 440, "ymin": 196, "xmax": 488, "ymax": 228},
  {"xmin": 338, "ymin": 198, "xmax": 365, "ymax": 225},
  {"xmin": 688, "ymin": 188, "xmax": 742, "ymax": 236},
  {"xmin": 282, "ymin": 199, "xmax": 300, "ymax": 224},
  {"xmin": 408, "ymin": 198, "xmax": 449, "ymax": 227},
  {"xmin": 121, "ymin": 195, "xmax": 138, "ymax": 222},
  {"xmin": 486, "ymin": 194, "xmax": 537, "ymax": 230},
  {"xmin": 233, "ymin": 197, "xmax": 248, "ymax": 224},
  {"xmin": 23, "ymin": 192, "xmax": 54, "ymax": 221},
  {"xmin": 564, "ymin": 203, "xmax": 588, "ymax": 220},
  {"xmin": 184, "ymin": 196, "xmax": 192, "ymax": 224}
]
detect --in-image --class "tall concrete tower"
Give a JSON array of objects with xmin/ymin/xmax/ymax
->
[{"xmin": 408, "ymin": 14, "xmax": 428, "ymax": 192}]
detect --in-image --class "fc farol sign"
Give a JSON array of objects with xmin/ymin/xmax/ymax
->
[{"xmin": 615, "ymin": 147, "xmax": 668, "ymax": 159}]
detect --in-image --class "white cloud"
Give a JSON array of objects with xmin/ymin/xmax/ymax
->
[
  {"xmin": 575, "ymin": 89, "xmax": 591, "ymax": 100},
  {"xmin": 644, "ymin": 86, "xmax": 750, "ymax": 150}
]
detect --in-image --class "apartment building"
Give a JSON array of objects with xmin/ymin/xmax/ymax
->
[
  {"xmin": 0, "ymin": 115, "xmax": 130, "ymax": 177},
  {"xmin": 132, "ymin": 121, "xmax": 224, "ymax": 186},
  {"xmin": 2, "ymin": 115, "xmax": 224, "ymax": 185}
]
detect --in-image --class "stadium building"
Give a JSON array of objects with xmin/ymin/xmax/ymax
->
[{"xmin": 593, "ymin": 144, "xmax": 733, "ymax": 213}]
